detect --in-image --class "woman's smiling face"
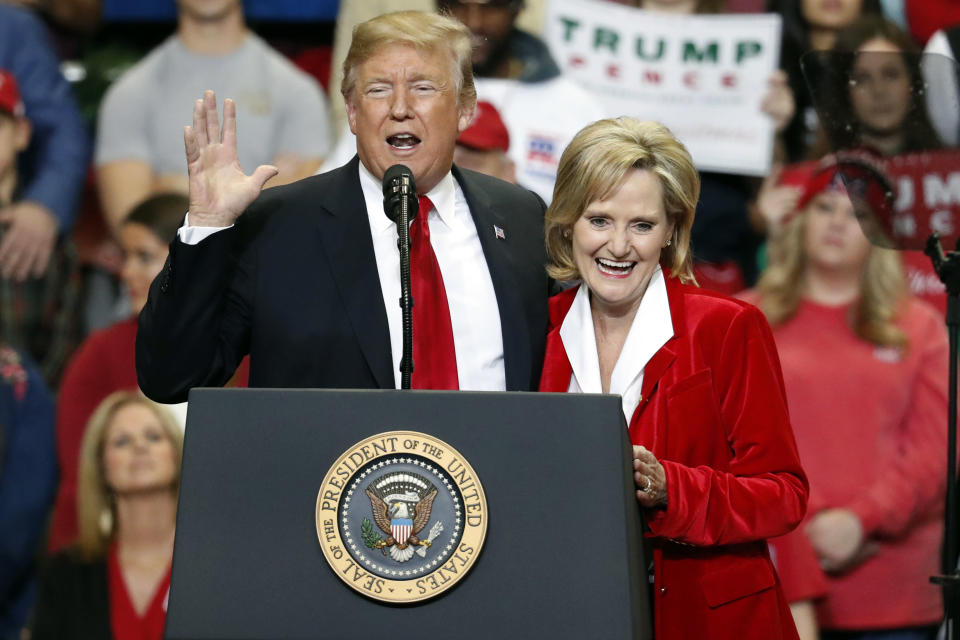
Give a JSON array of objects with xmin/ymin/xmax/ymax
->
[{"xmin": 572, "ymin": 168, "xmax": 674, "ymax": 317}]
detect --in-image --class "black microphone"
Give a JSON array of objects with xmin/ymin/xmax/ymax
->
[
  {"xmin": 382, "ymin": 164, "xmax": 418, "ymax": 224},
  {"xmin": 381, "ymin": 164, "xmax": 418, "ymax": 389}
]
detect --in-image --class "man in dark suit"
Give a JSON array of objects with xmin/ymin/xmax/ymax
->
[{"xmin": 136, "ymin": 10, "xmax": 550, "ymax": 403}]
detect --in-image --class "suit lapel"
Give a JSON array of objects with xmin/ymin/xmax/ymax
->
[
  {"xmin": 638, "ymin": 274, "xmax": 686, "ymax": 406},
  {"xmin": 540, "ymin": 327, "xmax": 573, "ymax": 391},
  {"xmin": 539, "ymin": 287, "xmax": 577, "ymax": 391},
  {"xmin": 454, "ymin": 166, "xmax": 531, "ymax": 391},
  {"xmin": 314, "ymin": 157, "xmax": 394, "ymax": 388}
]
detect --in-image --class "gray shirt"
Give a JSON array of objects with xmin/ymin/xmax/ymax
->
[{"xmin": 96, "ymin": 33, "xmax": 331, "ymax": 175}]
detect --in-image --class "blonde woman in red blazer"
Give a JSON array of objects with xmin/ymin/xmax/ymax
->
[{"xmin": 539, "ymin": 117, "xmax": 808, "ymax": 639}]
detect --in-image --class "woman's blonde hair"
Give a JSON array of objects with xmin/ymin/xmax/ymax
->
[
  {"xmin": 341, "ymin": 11, "xmax": 477, "ymax": 111},
  {"xmin": 76, "ymin": 391, "xmax": 184, "ymax": 559},
  {"xmin": 545, "ymin": 118, "xmax": 699, "ymax": 283},
  {"xmin": 757, "ymin": 206, "xmax": 907, "ymax": 347}
]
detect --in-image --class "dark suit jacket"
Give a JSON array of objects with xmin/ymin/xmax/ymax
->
[
  {"xmin": 30, "ymin": 550, "xmax": 110, "ymax": 640},
  {"xmin": 137, "ymin": 157, "xmax": 550, "ymax": 403}
]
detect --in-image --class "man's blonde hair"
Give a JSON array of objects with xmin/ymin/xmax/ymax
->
[{"xmin": 341, "ymin": 11, "xmax": 477, "ymax": 111}]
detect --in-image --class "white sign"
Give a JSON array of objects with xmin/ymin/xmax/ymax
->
[{"xmin": 545, "ymin": 0, "xmax": 782, "ymax": 176}]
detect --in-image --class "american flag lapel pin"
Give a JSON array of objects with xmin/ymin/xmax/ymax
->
[{"xmin": 493, "ymin": 225, "xmax": 506, "ymax": 240}]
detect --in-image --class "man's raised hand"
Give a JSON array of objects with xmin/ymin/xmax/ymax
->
[{"xmin": 184, "ymin": 91, "xmax": 278, "ymax": 227}]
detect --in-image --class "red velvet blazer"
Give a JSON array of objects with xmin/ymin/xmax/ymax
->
[{"xmin": 540, "ymin": 277, "xmax": 808, "ymax": 640}]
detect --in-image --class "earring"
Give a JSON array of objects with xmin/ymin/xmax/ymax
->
[
  {"xmin": 99, "ymin": 506, "xmax": 114, "ymax": 537},
  {"xmin": 665, "ymin": 239, "xmax": 672, "ymax": 247},
  {"xmin": 562, "ymin": 229, "xmax": 571, "ymax": 239}
]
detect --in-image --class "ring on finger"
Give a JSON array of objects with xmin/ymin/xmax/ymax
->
[{"xmin": 639, "ymin": 475, "xmax": 652, "ymax": 493}]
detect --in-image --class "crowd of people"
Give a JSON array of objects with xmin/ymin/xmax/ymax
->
[{"xmin": 0, "ymin": 0, "xmax": 956, "ymax": 639}]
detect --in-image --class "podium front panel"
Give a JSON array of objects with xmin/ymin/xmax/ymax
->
[{"xmin": 165, "ymin": 389, "xmax": 650, "ymax": 639}]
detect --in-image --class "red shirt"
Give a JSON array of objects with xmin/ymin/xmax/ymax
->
[
  {"xmin": 758, "ymin": 296, "xmax": 948, "ymax": 629},
  {"xmin": 903, "ymin": 251, "xmax": 946, "ymax": 316},
  {"xmin": 107, "ymin": 544, "xmax": 171, "ymax": 640}
]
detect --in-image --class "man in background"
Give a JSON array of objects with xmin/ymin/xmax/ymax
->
[
  {"xmin": 454, "ymin": 100, "xmax": 516, "ymax": 184},
  {"xmin": 0, "ymin": 69, "xmax": 81, "ymax": 385},
  {"xmin": 95, "ymin": 0, "xmax": 332, "ymax": 234},
  {"xmin": 0, "ymin": 344, "xmax": 55, "ymax": 640},
  {"xmin": 0, "ymin": 5, "xmax": 88, "ymax": 284}
]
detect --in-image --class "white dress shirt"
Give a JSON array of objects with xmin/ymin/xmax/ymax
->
[
  {"xmin": 560, "ymin": 266, "xmax": 673, "ymax": 421},
  {"xmin": 178, "ymin": 164, "xmax": 506, "ymax": 391}
]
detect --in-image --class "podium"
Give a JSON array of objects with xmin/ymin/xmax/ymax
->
[{"xmin": 165, "ymin": 389, "xmax": 651, "ymax": 639}]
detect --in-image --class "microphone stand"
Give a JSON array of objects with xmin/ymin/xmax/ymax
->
[
  {"xmin": 396, "ymin": 179, "xmax": 415, "ymax": 391},
  {"xmin": 926, "ymin": 233, "xmax": 960, "ymax": 640}
]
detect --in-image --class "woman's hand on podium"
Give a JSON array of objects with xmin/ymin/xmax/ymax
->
[{"xmin": 633, "ymin": 445, "xmax": 668, "ymax": 508}]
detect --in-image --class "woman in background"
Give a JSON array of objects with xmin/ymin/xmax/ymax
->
[
  {"xmin": 771, "ymin": 0, "xmax": 884, "ymax": 161},
  {"xmin": 807, "ymin": 15, "xmax": 941, "ymax": 159},
  {"xmin": 32, "ymin": 391, "xmax": 183, "ymax": 640},
  {"xmin": 49, "ymin": 193, "xmax": 248, "ymax": 552},
  {"xmin": 750, "ymin": 160, "xmax": 947, "ymax": 639}
]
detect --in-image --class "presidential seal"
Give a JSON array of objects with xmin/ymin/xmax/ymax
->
[{"xmin": 316, "ymin": 431, "xmax": 487, "ymax": 603}]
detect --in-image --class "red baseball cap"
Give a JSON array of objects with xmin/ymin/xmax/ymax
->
[
  {"xmin": 778, "ymin": 158, "xmax": 846, "ymax": 222},
  {"xmin": 0, "ymin": 70, "xmax": 24, "ymax": 118},
  {"xmin": 458, "ymin": 100, "xmax": 509, "ymax": 153},
  {"xmin": 779, "ymin": 151, "xmax": 899, "ymax": 246}
]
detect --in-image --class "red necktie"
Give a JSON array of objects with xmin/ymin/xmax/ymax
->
[{"xmin": 410, "ymin": 195, "xmax": 459, "ymax": 390}]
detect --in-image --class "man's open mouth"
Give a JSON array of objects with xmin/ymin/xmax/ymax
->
[{"xmin": 388, "ymin": 134, "xmax": 421, "ymax": 149}]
